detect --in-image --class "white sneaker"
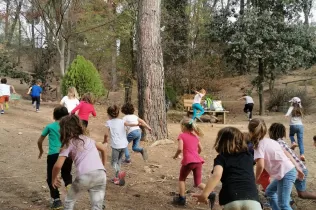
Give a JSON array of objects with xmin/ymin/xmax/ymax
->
[
  {"xmin": 36, "ymin": 109, "xmax": 40, "ymax": 113},
  {"xmin": 32, "ymin": 102, "xmax": 36, "ymax": 108}
]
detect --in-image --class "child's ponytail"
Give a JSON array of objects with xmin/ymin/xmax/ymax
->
[
  {"xmin": 248, "ymin": 118, "xmax": 267, "ymax": 149},
  {"xmin": 180, "ymin": 117, "xmax": 204, "ymax": 137},
  {"xmin": 192, "ymin": 121, "xmax": 204, "ymax": 137}
]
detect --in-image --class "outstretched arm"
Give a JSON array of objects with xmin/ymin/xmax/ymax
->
[
  {"xmin": 10, "ymin": 85, "xmax": 16, "ymax": 94},
  {"xmin": 192, "ymin": 165, "xmax": 223, "ymax": 204},
  {"xmin": 27, "ymin": 87, "xmax": 32, "ymax": 95},
  {"xmin": 138, "ymin": 118, "xmax": 152, "ymax": 131},
  {"xmin": 255, "ymin": 158, "xmax": 264, "ymax": 183},
  {"xmin": 71, "ymin": 103, "xmax": 81, "ymax": 115},
  {"xmin": 238, "ymin": 96, "xmax": 245, "ymax": 101},
  {"xmin": 173, "ymin": 139, "xmax": 183, "ymax": 159},
  {"xmin": 37, "ymin": 136, "xmax": 46, "ymax": 159}
]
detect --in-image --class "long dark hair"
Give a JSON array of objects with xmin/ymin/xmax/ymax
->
[
  {"xmin": 291, "ymin": 103, "xmax": 303, "ymax": 117},
  {"xmin": 59, "ymin": 115, "xmax": 87, "ymax": 147}
]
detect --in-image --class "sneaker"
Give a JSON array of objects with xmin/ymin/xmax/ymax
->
[
  {"xmin": 1, "ymin": 110, "xmax": 4, "ymax": 114},
  {"xmin": 172, "ymin": 195, "xmax": 186, "ymax": 206},
  {"xmin": 112, "ymin": 171, "xmax": 126, "ymax": 186},
  {"xmin": 300, "ymin": 155, "xmax": 306, "ymax": 162},
  {"xmin": 36, "ymin": 109, "xmax": 40, "ymax": 113},
  {"xmin": 123, "ymin": 159, "xmax": 132, "ymax": 164},
  {"xmin": 208, "ymin": 192, "xmax": 216, "ymax": 209},
  {"xmin": 32, "ymin": 101, "xmax": 36, "ymax": 108},
  {"xmin": 50, "ymin": 198, "xmax": 63, "ymax": 210},
  {"xmin": 290, "ymin": 142, "xmax": 298, "ymax": 150},
  {"xmin": 66, "ymin": 184, "xmax": 72, "ymax": 192},
  {"xmin": 5, "ymin": 103, "xmax": 9, "ymax": 109},
  {"xmin": 141, "ymin": 148, "xmax": 148, "ymax": 161}
]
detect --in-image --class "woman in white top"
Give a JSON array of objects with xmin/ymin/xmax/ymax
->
[
  {"xmin": 60, "ymin": 87, "xmax": 80, "ymax": 113},
  {"xmin": 121, "ymin": 103, "xmax": 152, "ymax": 163},
  {"xmin": 285, "ymin": 97, "xmax": 305, "ymax": 161},
  {"xmin": 192, "ymin": 89, "xmax": 206, "ymax": 121},
  {"xmin": 238, "ymin": 94, "xmax": 254, "ymax": 121}
]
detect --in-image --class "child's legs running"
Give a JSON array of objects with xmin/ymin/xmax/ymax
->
[
  {"xmin": 0, "ymin": 96, "xmax": 5, "ymax": 111},
  {"xmin": 179, "ymin": 163, "xmax": 194, "ymax": 196},
  {"xmin": 46, "ymin": 154, "xmax": 60, "ymax": 199},
  {"xmin": 243, "ymin": 104, "xmax": 249, "ymax": 113},
  {"xmin": 277, "ymin": 168, "xmax": 297, "ymax": 210},
  {"xmin": 111, "ymin": 148, "xmax": 124, "ymax": 177},
  {"xmin": 192, "ymin": 103, "xmax": 198, "ymax": 119},
  {"xmin": 223, "ymin": 200, "xmax": 262, "ymax": 210},
  {"xmin": 195, "ymin": 103, "xmax": 204, "ymax": 118},
  {"xmin": 129, "ymin": 130, "xmax": 143, "ymax": 153},
  {"xmin": 35, "ymin": 96, "xmax": 40, "ymax": 110},
  {"xmin": 289, "ymin": 125, "xmax": 297, "ymax": 144},
  {"xmin": 61, "ymin": 157, "xmax": 73, "ymax": 186},
  {"xmin": 124, "ymin": 147, "xmax": 131, "ymax": 161},
  {"xmin": 297, "ymin": 125, "xmax": 304, "ymax": 155},
  {"xmin": 265, "ymin": 179, "xmax": 279, "ymax": 210},
  {"xmin": 88, "ymin": 170, "xmax": 107, "ymax": 210},
  {"xmin": 191, "ymin": 163, "xmax": 203, "ymax": 189},
  {"xmin": 248, "ymin": 103, "xmax": 254, "ymax": 119}
]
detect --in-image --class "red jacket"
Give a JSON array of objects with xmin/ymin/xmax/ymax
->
[{"xmin": 71, "ymin": 101, "xmax": 96, "ymax": 121}]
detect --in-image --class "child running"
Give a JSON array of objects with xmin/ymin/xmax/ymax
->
[
  {"xmin": 52, "ymin": 115, "xmax": 107, "ymax": 210},
  {"xmin": 194, "ymin": 127, "xmax": 261, "ymax": 210},
  {"xmin": 248, "ymin": 118, "xmax": 304, "ymax": 210},
  {"xmin": 192, "ymin": 88, "xmax": 206, "ymax": 121},
  {"xmin": 60, "ymin": 87, "xmax": 79, "ymax": 113},
  {"xmin": 238, "ymin": 94, "xmax": 254, "ymax": 121},
  {"xmin": 285, "ymin": 97, "xmax": 305, "ymax": 161},
  {"xmin": 121, "ymin": 103, "xmax": 152, "ymax": 163},
  {"xmin": 0, "ymin": 78, "xmax": 16, "ymax": 114},
  {"xmin": 37, "ymin": 106, "xmax": 72, "ymax": 210},
  {"xmin": 71, "ymin": 93, "xmax": 96, "ymax": 128},
  {"xmin": 103, "ymin": 105, "xmax": 138, "ymax": 186},
  {"xmin": 172, "ymin": 118, "xmax": 213, "ymax": 206},
  {"xmin": 267, "ymin": 123, "xmax": 316, "ymax": 200},
  {"xmin": 27, "ymin": 79, "xmax": 43, "ymax": 112}
]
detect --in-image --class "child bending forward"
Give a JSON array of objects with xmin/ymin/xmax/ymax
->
[
  {"xmin": 194, "ymin": 127, "xmax": 261, "ymax": 210},
  {"xmin": 52, "ymin": 115, "xmax": 107, "ymax": 210}
]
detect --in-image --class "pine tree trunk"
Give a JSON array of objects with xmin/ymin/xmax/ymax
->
[
  {"xmin": 137, "ymin": 0, "xmax": 168, "ymax": 141},
  {"xmin": 4, "ymin": 0, "xmax": 10, "ymax": 41},
  {"xmin": 258, "ymin": 58, "xmax": 264, "ymax": 115},
  {"xmin": 7, "ymin": 0, "xmax": 23, "ymax": 46},
  {"xmin": 111, "ymin": 41, "xmax": 118, "ymax": 91}
]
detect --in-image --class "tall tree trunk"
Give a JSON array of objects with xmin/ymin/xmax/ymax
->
[
  {"xmin": 137, "ymin": 0, "xmax": 168, "ymax": 141},
  {"xmin": 111, "ymin": 41, "xmax": 118, "ymax": 91},
  {"xmin": 57, "ymin": 38, "xmax": 66, "ymax": 76},
  {"xmin": 66, "ymin": 42, "xmax": 71, "ymax": 71},
  {"xmin": 303, "ymin": 0, "xmax": 312, "ymax": 26},
  {"xmin": 7, "ymin": 0, "xmax": 23, "ymax": 46},
  {"xmin": 18, "ymin": 17, "xmax": 21, "ymax": 64},
  {"xmin": 258, "ymin": 58, "xmax": 264, "ymax": 115},
  {"xmin": 4, "ymin": 0, "xmax": 10, "ymax": 41},
  {"xmin": 240, "ymin": 0, "xmax": 245, "ymax": 15}
]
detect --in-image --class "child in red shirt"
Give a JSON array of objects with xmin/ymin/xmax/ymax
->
[{"xmin": 71, "ymin": 93, "xmax": 96, "ymax": 127}]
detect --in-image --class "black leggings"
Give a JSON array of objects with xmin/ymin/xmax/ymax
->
[
  {"xmin": 47, "ymin": 154, "xmax": 72, "ymax": 199},
  {"xmin": 82, "ymin": 120, "xmax": 88, "ymax": 128},
  {"xmin": 244, "ymin": 103, "xmax": 254, "ymax": 119},
  {"xmin": 31, "ymin": 96, "xmax": 41, "ymax": 110}
]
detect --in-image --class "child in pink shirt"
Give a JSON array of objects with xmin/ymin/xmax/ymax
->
[
  {"xmin": 71, "ymin": 93, "xmax": 96, "ymax": 127},
  {"xmin": 52, "ymin": 115, "xmax": 107, "ymax": 210},
  {"xmin": 248, "ymin": 118, "xmax": 304, "ymax": 210},
  {"xmin": 172, "ymin": 118, "xmax": 215, "ymax": 207}
]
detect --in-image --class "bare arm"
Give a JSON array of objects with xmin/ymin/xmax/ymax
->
[
  {"xmin": 37, "ymin": 136, "xmax": 46, "ymax": 159},
  {"xmin": 52, "ymin": 156, "xmax": 66, "ymax": 189},
  {"xmin": 198, "ymin": 142, "xmax": 202, "ymax": 154},
  {"xmin": 10, "ymin": 85, "xmax": 16, "ymax": 94},
  {"xmin": 27, "ymin": 87, "xmax": 32, "ymax": 95},
  {"xmin": 282, "ymin": 149, "xmax": 304, "ymax": 180},
  {"xmin": 255, "ymin": 158, "xmax": 264, "ymax": 183},
  {"xmin": 95, "ymin": 142, "xmax": 107, "ymax": 166},
  {"xmin": 138, "ymin": 118, "xmax": 152, "ymax": 131},
  {"xmin": 237, "ymin": 96, "xmax": 245, "ymax": 101},
  {"xmin": 103, "ymin": 127, "xmax": 110, "ymax": 144},
  {"xmin": 173, "ymin": 139, "xmax": 183, "ymax": 159},
  {"xmin": 193, "ymin": 165, "xmax": 223, "ymax": 203}
]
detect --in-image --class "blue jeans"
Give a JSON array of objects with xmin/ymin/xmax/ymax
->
[
  {"xmin": 289, "ymin": 125, "xmax": 304, "ymax": 155},
  {"xmin": 265, "ymin": 168, "xmax": 297, "ymax": 210},
  {"xmin": 124, "ymin": 129, "xmax": 143, "ymax": 160},
  {"xmin": 295, "ymin": 169, "xmax": 308, "ymax": 192},
  {"xmin": 192, "ymin": 103, "xmax": 204, "ymax": 120}
]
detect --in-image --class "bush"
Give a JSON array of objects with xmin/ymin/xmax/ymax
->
[
  {"xmin": 61, "ymin": 55, "xmax": 106, "ymax": 98},
  {"xmin": 266, "ymin": 88, "xmax": 312, "ymax": 113}
]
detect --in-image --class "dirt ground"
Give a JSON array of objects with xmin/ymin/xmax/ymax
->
[{"xmin": 1, "ymin": 75, "xmax": 316, "ymax": 210}]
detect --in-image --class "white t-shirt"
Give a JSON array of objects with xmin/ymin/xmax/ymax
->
[
  {"xmin": 193, "ymin": 93, "xmax": 204, "ymax": 104},
  {"xmin": 0, "ymin": 84, "xmax": 11, "ymax": 96},
  {"xmin": 285, "ymin": 106, "xmax": 303, "ymax": 125},
  {"xmin": 61, "ymin": 96, "xmax": 79, "ymax": 113},
  {"xmin": 245, "ymin": 96, "xmax": 254, "ymax": 104},
  {"xmin": 105, "ymin": 119, "xmax": 128, "ymax": 149},
  {"xmin": 123, "ymin": 114, "xmax": 140, "ymax": 134}
]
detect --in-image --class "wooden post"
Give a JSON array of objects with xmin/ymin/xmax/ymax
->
[{"xmin": 223, "ymin": 112, "xmax": 226, "ymax": 124}]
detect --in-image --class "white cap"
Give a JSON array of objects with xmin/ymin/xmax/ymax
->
[{"xmin": 289, "ymin": 97, "xmax": 301, "ymax": 104}]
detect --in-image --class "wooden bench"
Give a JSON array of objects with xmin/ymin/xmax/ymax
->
[{"xmin": 183, "ymin": 99, "xmax": 229, "ymax": 124}]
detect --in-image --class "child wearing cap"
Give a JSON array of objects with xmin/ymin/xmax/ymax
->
[{"xmin": 285, "ymin": 97, "xmax": 305, "ymax": 161}]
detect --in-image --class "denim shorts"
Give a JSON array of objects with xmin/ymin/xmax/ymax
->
[{"xmin": 295, "ymin": 169, "xmax": 308, "ymax": 192}]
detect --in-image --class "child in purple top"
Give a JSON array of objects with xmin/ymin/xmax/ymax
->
[{"xmin": 52, "ymin": 115, "xmax": 107, "ymax": 210}]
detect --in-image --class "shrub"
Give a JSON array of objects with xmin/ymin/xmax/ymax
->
[
  {"xmin": 266, "ymin": 88, "xmax": 312, "ymax": 113},
  {"xmin": 61, "ymin": 55, "xmax": 106, "ymax": 98}
]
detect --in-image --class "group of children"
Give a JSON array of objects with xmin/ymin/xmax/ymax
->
[
  {"xmin": 172, "ymin": 97, "xmax": 314, "ymax": 210},
  {"xmin": 37, "ymin": 86, "xmax": 152, "ymax": 210}
]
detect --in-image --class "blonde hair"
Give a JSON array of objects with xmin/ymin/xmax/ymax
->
[
  {"xmin": 68, "ymin": 87, "xmax": 79, "ymax": 99},
  {"xmin": 248, "ymin": 118, "xmax": 267, "ymax": 149},
  {"xmin": 214, "ymin": 127, "xmax": 247, "ymax": 154},
  {"xmin": 200, "ymin": 88, "xmax": 206, "ymax": 94},
  {"xmin": 180, "ymin": 117, "xmax": 204, "ymax": 137}
]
